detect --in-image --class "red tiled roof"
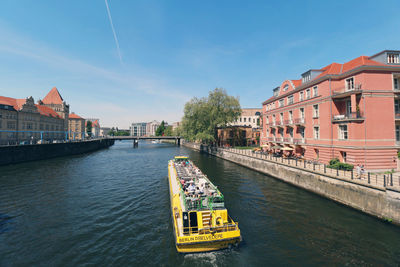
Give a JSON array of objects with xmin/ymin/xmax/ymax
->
[
  {"xmin": 35, "ymin": 105, "xmax": 62, "ymax": 118},
  {"xmin": 69, "ymin": 113, "xmax": 84, "ymax": 119},
  {"xmin": 92, "ymin": 120, "xmax": 100, "ymax": 128},
  {"xmin": 0, "ymin": 96, "xmax": 26, "ymax": 110},
  {"xmin": 291, "ymin": 79, "xmax": 302, "ymax": 88},
  {"xmin": 42, "ymin": 87, "xmax": 64, "ymax": 105}
]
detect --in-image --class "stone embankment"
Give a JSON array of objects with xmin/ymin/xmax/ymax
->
[
  {"xmin": 184, "ymin": 142, "xmax": 400, "ymax": 225},
  {"xmin": 0, "ymin": 139, "xmax": 114, "ymax": 166}
]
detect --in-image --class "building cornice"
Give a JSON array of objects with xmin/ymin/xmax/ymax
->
[{"xmin": 262, "ymin": 65, "xmax": 400, "ymax": 105}]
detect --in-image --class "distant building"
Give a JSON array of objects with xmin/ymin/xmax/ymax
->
[
  {"xmin": 230, "ymin": 108, "xmax": 262, "ymax": 129},
  {"xmin": 85, "ymin": 118, "xmax": 101, "ymax": 138},
  {"xmin": 130, "ymin": 122, "xmax": 147, "ymax": 137},
  {"xmin": 68, "ymin": 112, "xmax": 85, "ymax": 140},
  {"xmin": 100, "ymin": 127, "xmax": 111, "ymax": 137},
  {"xmin": 146, "ymin": 120, "xmax": 160, "ymax": 137},
  {"xmin": 172, "ymin": 122, "xmax": 180, "ymax": 130},
  {"xmin": 0, "ymin": 94, "xmax": 65, "ymax": 145},
  {"xmin": 39, "ymin": 87, "xmax": 70, "ymax": 132},
  {"xmin": 217, "ymin": 126, "xmax": 253, "ymax": 147}
]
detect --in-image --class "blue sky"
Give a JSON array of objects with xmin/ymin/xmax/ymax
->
[{"xmin": 0, "ymin": 0, "xmax": 400, "ymax": 128}]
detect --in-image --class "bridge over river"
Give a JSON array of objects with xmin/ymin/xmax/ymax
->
[{"xmin": 106, "ymin": 136, "xmax": 182, "ymax": 146}]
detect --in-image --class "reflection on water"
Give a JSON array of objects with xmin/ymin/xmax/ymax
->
[{"xmin": 0, "ymin": 141, "xmax": 399, "ymax": 266}]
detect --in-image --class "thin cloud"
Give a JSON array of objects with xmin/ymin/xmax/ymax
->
[{"xmin": 105, "ymin": 0, "xmax": 123, "ymax": 64}]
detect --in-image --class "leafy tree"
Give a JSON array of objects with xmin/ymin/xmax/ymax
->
[
  {"xmin": 182, "ymin": 88, "xmax": 241, "ymax": 143},
  {"xmin": 164, "ymin": 126, "xmax": 173, "ymax": 136},
  {"xmin": 86, "ymin": 121, "xmax": 92, "ymax": 137},
  {"xmin": 156, "ymin": 121, "xmax": 166, "ymax": 136}
]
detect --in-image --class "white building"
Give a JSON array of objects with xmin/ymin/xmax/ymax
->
[
  {"xmin": 130, "ymin": 122, "xmax": 147, "ymax": 137},
  {"xmin": 146, "ymin": 120, "xmax": 160, "ymax": 137},
  {"xmin": 230, "ymin": 108, "xmax": 262, "ymax": 129}
]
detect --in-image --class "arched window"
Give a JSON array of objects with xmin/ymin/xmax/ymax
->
[{"xmin": 283, "ymin": 84, "xmax": 289, "ymax": 91}]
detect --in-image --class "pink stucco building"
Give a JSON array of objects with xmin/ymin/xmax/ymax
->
[{"xmin": 261, "ymin": 50, "xmax": 400, "ymax": 171}]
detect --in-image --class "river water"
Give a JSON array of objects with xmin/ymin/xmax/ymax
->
[{"xmin": 0, "ymin": 141, "xmax": 399, "ymax": 266}]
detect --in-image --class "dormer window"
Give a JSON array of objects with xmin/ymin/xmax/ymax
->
[
  {"xmin": 283, "ymin": 84, "xmax": 289, "ymax": 91},
  {"xmin": 388, "ymin": 53, "xmax": 400, "ymax": 64},
  {"xmin": 302, "ymin": 73, "xmax": 311, "ymax": 83}
]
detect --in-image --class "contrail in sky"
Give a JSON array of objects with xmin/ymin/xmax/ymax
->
[{"xmin": 105, "ymin": 0, "xmax": 123, "ymax": 64}]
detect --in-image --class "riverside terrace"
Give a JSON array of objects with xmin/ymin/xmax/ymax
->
[{"xmin": 214, "ymin": 147, "xmax": 400, "ymax": 191}]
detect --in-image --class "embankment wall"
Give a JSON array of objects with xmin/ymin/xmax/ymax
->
[
  {"xmin": 184, "ymin": 142, "xmax": 400, "ymax": 225},
  {"xmin": 0, "ymin": 139, "xmax": 114, "ymax": 166}
]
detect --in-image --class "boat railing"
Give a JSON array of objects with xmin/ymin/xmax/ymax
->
[{"xmin": 181, "ymin": 222, "xmax": 239, "ymax": 236}]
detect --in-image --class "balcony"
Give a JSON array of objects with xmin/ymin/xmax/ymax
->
[
  {"xmin": 293, "ymin": 138, "xmax": 306, "ymax": 144},
  {"xmin": 332, "ymin": 111, "xmax": 364, "ymax": 122},
  {"xmin": 283, "ymin": 137, "xmax": 293, "ymax": 143},
  {"xmin": 276, "ymin": 137, "xmax": 283, "ymax": 142},
  {"xmin": 332, "ymin": 84, "xmax": 362, "ymax": 99},
  {"xmin": 294, "ymin": 117, "xmax": 305, "ymax": 125},
  {"xmin": 284, "ymin": 119, "xmax": 293, "ymax": 126}
]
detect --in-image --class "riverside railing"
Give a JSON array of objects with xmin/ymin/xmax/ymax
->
[
  {"xmin": 0, "ymin": 130, "xmax": 88, "ymax": 146},
  {"xmin": 219, "ymin": 147, "xmax": 400, "ymax": 191}
]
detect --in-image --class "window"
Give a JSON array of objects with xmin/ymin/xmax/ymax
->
[
  {"xmin": 300, "ymin": 127, "xmax": 305, "ymax": 139},
  {"xmin": 396, "ymin": 125, "xmax": 400, "ymax": 142},
  {"xmin": 346, "ymin": 77, "xmax": 354, "ymax": 90},
  {"xmin": 299, "ymin": 91, "xmax": 304, "ymax": 101},
  {"xmin": 395, "ymin": 100, "xmax": 400, "ymax": 114},
  {"xmin": 306, "ymin": 89, "xmax": 311, "ymax": 99},
  {"xmin": 283, "ymin": 84, "xmax": 289, "ymax": 91},
  {"xmin": 280, "ymin": 113, "xmax": 283, "ymax": 123},
  {"xmin": 341, "ymin": 151, "xmax": 347, "ymax": 163},
  {"xmin": 339, "ymin": 125, "xmax": 348, "ymax": 140},
  {"xmin": 244, "ymin": 118, "xmax": 246, "ymax": 122},
  {"xmin": 7, "ymin": 121, "xmax": 16, "ymax": 129},
  {"xmin": 287, "ymin": 95, "xmax": 294, "ymax": 105},
  {"xmin": 288, "ymin": 127, "xmax": 293, "ymax": 138},
  {"xmin": 240, "ymin": 118, "xmax": 242, "ymax": 122},
  {"xmin": 313, "ymin": 104, "xmax": 319, "ymax": 118},
  {"xmin": 289, "ymin": 110, "xmax": 293, "ymax": 123},
  {"xmin": 273, "ymin": 114, "xmax": 276, "ymax": 124},
  {"xmin": 279, "ymin": 99, "xmax": 284, "ymax": 107},
  {"xmin": 346, "ymin": 100, "xmax": 352, "ymax": 116},
  {"xmin": 394, "ymin": 77, "xmax": 399, "ymax": 90},
  {"xmin": 315, "ymin": 149, "xmax": 319, "ymax": 159},
  {"xmin": 300, "ymin": 107, "xmax": 305, "ymax": 118},
  {"xmin": 388, "ymin": 53, "xmax": 400, "ymax": 64},
  {"xmin": 314, "ymin": 126, "xmax": 319, "ymax": 139},
  {"xmin": 313, "ymin": 86, "xmax": 318, "ymax": 97}
]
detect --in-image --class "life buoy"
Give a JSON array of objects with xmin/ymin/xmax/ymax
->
[{"xmin": 216, "ymin": 216, "xmax": 222, "ymax": 226}]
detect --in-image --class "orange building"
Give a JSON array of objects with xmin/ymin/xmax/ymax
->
[
  {"xmin": 68, "ymin": 113, "xmax": 85, "ymax": 140},
  {"xmin": 261, "ymin": 50, "xmax": 400, "ymax": 171}
]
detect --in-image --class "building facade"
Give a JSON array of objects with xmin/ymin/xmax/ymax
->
[
  {"xmin": 0, "ymin": 95, "xmax": 65, "ymax": 145},
  {"xmin": 130, "ymin": 122, "xmax": 147, "ymax": 137},
  {"xmin": 230, "ymin": 108, "xmax": 262, "ymax": 129},
  {"xmin": 146, "ymin": 120, "xmax": 160, "ymax": 137},
  {"xmin": 261, "ymin": 50, "xmax": 400, "ymax": 171},
  {"xmin": 217, "ymin": 126, "xmax": 253, "ymax": 147},
  {"xmin": 68, "ymin": 112, "xmax": 85, "ymax": 140},
  {"xmin": 39, "ymin": 87, "xmax": 69, "ymax": 132}
]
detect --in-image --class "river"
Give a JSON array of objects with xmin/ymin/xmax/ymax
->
[{"xmin": 0, "ymin": 141, "xmax": 399, "ymax": 266}]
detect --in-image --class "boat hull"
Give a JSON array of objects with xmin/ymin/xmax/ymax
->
[{"xmin": 168, "ymin": 159, "xmax": 241, "ymax": 253}]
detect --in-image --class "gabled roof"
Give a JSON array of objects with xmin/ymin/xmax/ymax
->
[
  {"xmin": 42, "ymin": 87, "xmax": 64, "ymax": 105},
  {"xmin": 69, "ymin": 113, "xmax": 84, "ymax": 119},
  {"xmin": 0, "ymin": 96, "xmax": 26, "ymax": 110},
  {"xmin": 35, "ymin": 105, "xmax": 62, "ymax": 118},
  {"xmin": 92, "ymin": 120, "xmax": 100, "ymax": 128}
]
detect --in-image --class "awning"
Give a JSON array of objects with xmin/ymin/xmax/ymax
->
[
  {"xmin": 271, "ymin": 145, "xmax": 282, "ymax": 149},
  {"xmin": 281, "ymin": 147, "xmax": 294, "ymax": 151},
  {"xmin": 261, "ymin": 144, "xmax": 269, "ymax": 147}
]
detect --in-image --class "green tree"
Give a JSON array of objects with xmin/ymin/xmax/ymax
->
[
  {"xmin": 182, "ymin": 88, "xmax": 241, "ymax": 143},
  {"xmin": 86, "ymin": 121, "xmax": 92, "ymax": 137},
  {"xmin": 156, "ymin": 121, "xmax": 166, "ymax": 136},
  {"xmin": 164, "ymin": 126, "xmax": 173, "ymax": 136}
]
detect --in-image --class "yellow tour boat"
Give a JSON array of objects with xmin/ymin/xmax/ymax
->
[{"xmin": 168, "ymin": 156, "xmax": 241, "ymax": 253}]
